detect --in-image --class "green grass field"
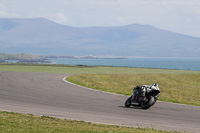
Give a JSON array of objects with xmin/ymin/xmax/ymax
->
[
  {"xmin": 1, "ymin": 63, "xmax": 200, "ymax": 74},
  {"xmin": 0, "ymin": 63, "xmax": 197, "ymax": 132},
  {"xmin": 0, "ymin": 111, "xmax": 181, "ymax": 133},
  {"xmin": 67, "ymin": 73, "xmax": 200, "ymax": 106}
]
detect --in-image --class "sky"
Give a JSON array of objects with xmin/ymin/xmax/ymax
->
[{"xmin": 0, "ymin": 0, "xmax": 200, "ymax": 37}]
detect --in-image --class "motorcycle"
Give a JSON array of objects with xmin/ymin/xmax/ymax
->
[{"xmin": 125, "ymin": 83, "xmax": 160, "ymax": 109}]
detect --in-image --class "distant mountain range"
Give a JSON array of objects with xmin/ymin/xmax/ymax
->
[{"xmin": 0, "ymin": 18, "xmax": 200, "ymax": 58}]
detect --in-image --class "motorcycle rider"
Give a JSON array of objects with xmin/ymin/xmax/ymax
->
[{"xmin": 132, "ymin": 83, "xmax": 158, "ymax": 102}]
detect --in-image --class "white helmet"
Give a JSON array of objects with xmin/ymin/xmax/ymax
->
[{"xmin": 152, "ymin": 83, "xmax": 158, "ymax": 87}]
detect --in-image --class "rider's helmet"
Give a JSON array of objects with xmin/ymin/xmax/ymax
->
[{"xmin": 152, "ymin": 83, "xmax": 158, "ymax": 87}]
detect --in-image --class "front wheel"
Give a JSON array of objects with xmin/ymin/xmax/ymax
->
[
  {"xmin": 125, "ymin": 96, "xmax": 132, "ymax": 107},
  {"xmin": 141, "ymin": 96, "xmax": 155, "ymax": 109}
]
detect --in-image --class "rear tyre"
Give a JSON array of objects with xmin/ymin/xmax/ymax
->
[
  {"xmin": 141, "ymin": 96, "xmax": 155, "ymax": 109},
  {"xmin": 125, "ymin": 96, "xmax": 132, "ymax": 107}
]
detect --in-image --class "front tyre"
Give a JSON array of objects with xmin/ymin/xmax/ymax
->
[
  {"xmin": 125, "ymin": 96, "xmax": 132, "ymax": 107},
  {"xmin": 141, "ymin": 96, "xmax": 155, "ymax": 109}
]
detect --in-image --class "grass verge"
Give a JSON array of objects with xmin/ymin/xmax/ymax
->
[
  {"xmin": 0, "ymin": 111, "xmax": 181, "ymax": 133},
  {"xmin": 1, "ymin": 63, "xmax": 200, "ymax": 74},
  {"xmin": 67, "ymin": 74, "xmax": 200, "ymax": 106}
]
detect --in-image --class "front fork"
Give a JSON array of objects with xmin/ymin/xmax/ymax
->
[
  {"xmin": 132, "ymin": 89, "xmax": 139, "ymax": 100},
  {"xmin": 154, "ymin": 94, "xmax": 159, "ymax": 101}
]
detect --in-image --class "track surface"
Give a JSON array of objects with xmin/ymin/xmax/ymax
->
[{"xmin": 0, "ymin": 71, "xmax": 200, "ymax": 132}]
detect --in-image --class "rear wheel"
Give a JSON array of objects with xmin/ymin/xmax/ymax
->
[
  {"xmin": 141, "ymin": 96, "xmax": 155, "ymax": 109},
  {"xmin": 125, "ymin": 96, "xmax": 132, "ymax": 107}
]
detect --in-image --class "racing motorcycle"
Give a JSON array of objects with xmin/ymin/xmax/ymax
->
[{"xmin": 125, "ymin": 83, "xmax": 160, "ymax": 109}]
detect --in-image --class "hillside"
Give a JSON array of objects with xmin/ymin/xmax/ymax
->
[
  {"xmin": 0, "ymin": 18, "xmax": 200, "ymax": 57},
  {"xmin": 0, "ymin": 53, "xmax": 40, "ymax": 60}
]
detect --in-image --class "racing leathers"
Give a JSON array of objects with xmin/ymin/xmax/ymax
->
[{"xmin": 132, "ymin": 83, "xmax": 158, "ymax": 102}]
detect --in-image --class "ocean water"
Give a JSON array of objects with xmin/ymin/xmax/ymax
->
[{"xmin": 50, "ymin": 58, "xmax": 200, "ymax": 71}]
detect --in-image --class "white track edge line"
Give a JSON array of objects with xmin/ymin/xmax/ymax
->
[{"xmin": 62, "ymin": 76, "xmax": 126, "ymax": 97}]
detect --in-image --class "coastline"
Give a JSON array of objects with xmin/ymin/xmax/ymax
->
[{"xmin": 1, "ymin": 54, "xmax": 200, "ymax": 71}]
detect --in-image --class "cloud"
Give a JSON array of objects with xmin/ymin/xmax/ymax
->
[
  {"xmin": 55, "ymin": 13, "xmax": 66, "ymax": 21},
  {"xmin": 0, "ymin": 2, "xmax": 19, "ymax": 18},
  {"xmin": 0, "ymin": 11, "xmax": 19, "ymax": 18},
  {"xmin": 53, "ymin": 13, "xmax": 69, "ymax": 24},
  {"xmin": 0, "ymin": 2, "xmax": 6, "ymax": 10},
  {"xmin": 159, "ymin": 0, "xmax": 197, "ymax": 6}
]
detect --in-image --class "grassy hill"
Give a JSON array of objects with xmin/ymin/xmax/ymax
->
[{"xmin": 0, "ymin": 53, "xmax": 40, "ymax": 60}]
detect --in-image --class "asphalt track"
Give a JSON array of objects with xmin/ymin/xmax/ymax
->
[{"xmin": 0, "ymin": 71, "xmax": 200, "ymax": 132}]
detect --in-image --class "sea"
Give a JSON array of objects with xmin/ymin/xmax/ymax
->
[{"xmin": 50, "ymin": 58, "xmax": 200, "ymax": 71}]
